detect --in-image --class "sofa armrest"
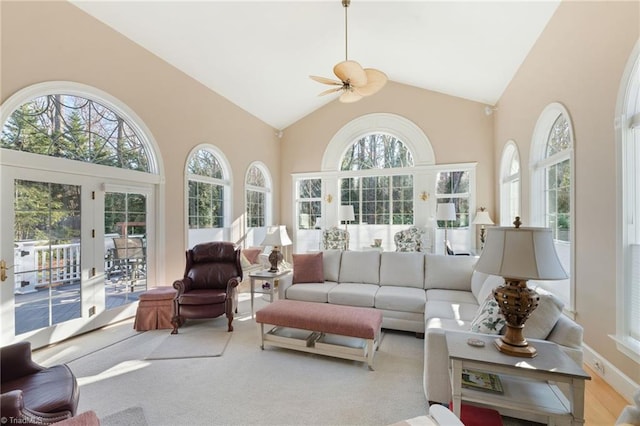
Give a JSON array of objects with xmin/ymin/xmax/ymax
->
[
  {"xmin": 547, "ymin": 314, "xmax": 584, "ymax": 365},
  {"xmin": 0, "ymin": 342, "xmax": 43, "ymax": 382},
  {"xmin": 1, "ymin": 390, "xmax": 71, "ymax": 425},
  {"xmin": 278, "ymin": 273, "xmax": 294, "ymax": 299},
  {"xmin": 423, "ymin": 327, "xmax": 455, "ymax": 404}
]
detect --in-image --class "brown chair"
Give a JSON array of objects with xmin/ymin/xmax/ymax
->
[
  {"xmin": 171, "ymin": 241, "xmax": 242, "ymax": 334},
  {"xmin": 1, "ymin": 342, "xmax": 79, "ymax": 426}
]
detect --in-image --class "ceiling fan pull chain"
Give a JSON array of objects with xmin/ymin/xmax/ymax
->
[{"xmin": 344, "ymin": 0, "xmax": 349, "ymax": 61}]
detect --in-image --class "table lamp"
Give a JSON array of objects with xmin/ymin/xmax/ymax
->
[
  {"xmin": 260, "ymin": 225, "xmax": 292, "ymax": 272},
  {"xmin": 475, "ymin": 217, "xmax": 568, "ymax": 357},
  {"xmin": 472, "ymin": 207, "xmax": 494, "ymax": 250},
  {"xmin": 436, "ymin": 203, "xmax": 456, "ymax": 255}
]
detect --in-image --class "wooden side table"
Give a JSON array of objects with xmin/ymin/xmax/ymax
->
[
  {"xmin": 249, "ymin": 270, "xmax": 291, "ymax": 318},
  {"xmin": 446, "ymin": 331, "xmax": 590, "ymax": 425}
]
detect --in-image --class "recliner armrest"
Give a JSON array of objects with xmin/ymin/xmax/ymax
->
[
  {"xmin": 173, "ymin": 277, "xmax": 193, "ymax": 294},
  {"xmin": 0, "ymin": 342, "xmax": 43, "ymax": 382}
]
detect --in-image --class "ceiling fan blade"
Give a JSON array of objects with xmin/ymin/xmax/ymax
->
[
  {"xmin": 339, "ymin": 90, "xmax": 363, "ymax": 103},
  {"xmin": 309, "ymin": 75, "xmax": 342, "ymax": 85},
  {"xmin": 354, "ymin": 68, "xmax": 388, "ymax": 97},
  {"xmin": 317, "ymin": 87, "xmax": 343, "ymax": 97},
  {"xmin": 333, "ymin": 60, "xmax": 367, "ymax": 86}
]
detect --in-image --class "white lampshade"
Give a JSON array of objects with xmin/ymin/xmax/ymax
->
[
  {"xmin": 260, "ymin": 225, "xmax": 292, "ymax": 247},
  {"xmin": 436, "ymin": 203, "xmax": 456, "ymax": 221},
  {"xmin": 475, "ymin": 226, "xmax": 568, "ymax": 281},
  {"xmin": 339, "ymin": 205, "xmax": 355, "ymax": 222},
  {"xmin": 472, "ymin": 210, "xmax": 494, "ymax": 226}
]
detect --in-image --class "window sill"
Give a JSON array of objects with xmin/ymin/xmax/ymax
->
[{"xmin": 609, "ymin": 334, "xmax": 640, "ymax": 364}]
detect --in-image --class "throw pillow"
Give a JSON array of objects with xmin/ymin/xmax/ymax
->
[
  {"xmin": 523, "ymin": 287, "xmax": 564, "ymax": 339},
  {"xmin": 240, "ymin": 253, "xmax": 252, "ymax": 269},
  {"xmin": 242, "ymin": 248, "xmax": 262, "ymax": 264},
  {"xmin": 470, "ymin": 294, "xmax": 506, "ymax": 335},
  {"xmin": 292, "ymin": 252, "xmax": 324, "ymax": 284}
]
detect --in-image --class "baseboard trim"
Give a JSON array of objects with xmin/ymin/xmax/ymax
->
[{"xmin": 582, "ymin": 343, "xmax": 639, "ymax": 403}]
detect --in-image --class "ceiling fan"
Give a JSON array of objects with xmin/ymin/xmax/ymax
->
[{"xmin": 310, "ymin": 0, "xmax": 388, "ymax": 103}]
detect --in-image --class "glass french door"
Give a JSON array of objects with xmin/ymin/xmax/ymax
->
[
  {"xmin": 1, "ymin": 163, "xmax": 154, "ymax": 348},
  {"xmin": 104, "ymin": 191, "xmax": 148, "ymax": 307}
]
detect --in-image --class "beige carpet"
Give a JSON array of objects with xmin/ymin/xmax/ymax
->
[
  {"xmin": 32, "ymin": 293, "xmax": 541, "ymax": 425},
  {"xmin": 144, "ymin": 321, "xmax": 231, "ymax": 360}
]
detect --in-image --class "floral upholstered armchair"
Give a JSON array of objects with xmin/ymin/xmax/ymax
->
[
  {"xmin": 322, "ymin": 226, "xmax": 350, "ymax": 250},
  {"xmin": 394, "ymin": 226, "xmax": 428, "ymax": 252}
]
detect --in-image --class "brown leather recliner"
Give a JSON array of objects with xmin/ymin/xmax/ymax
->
[
  {"xmin": 171, "ymin": 241, "xmax": 242, "ymax": 334},
  {"xmin": 1, "ymin": 341, "xmax": 79, "ymax": 426}
]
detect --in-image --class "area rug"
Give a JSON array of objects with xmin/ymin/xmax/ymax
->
[
  {"xmin": 144, "ymin": 321, "xmax": 232, "ymax": 360},
  {"xmin": 101, "ymin": 406, "xmax": 148, "ymax": 426}
]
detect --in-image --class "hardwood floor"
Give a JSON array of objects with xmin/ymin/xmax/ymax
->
[{"xmin": 584, "ymin": 365, "xmax": 630, "ymax": 425}]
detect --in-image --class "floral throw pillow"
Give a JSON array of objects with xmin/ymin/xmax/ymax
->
[{"xmin": 470, "ymin": 294, "xmax": 506, "ymax": 335}]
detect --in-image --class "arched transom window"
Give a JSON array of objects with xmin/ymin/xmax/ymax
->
[{"xmin": 1, "ymin": 94, "xmax": 151, "ymax": 171}]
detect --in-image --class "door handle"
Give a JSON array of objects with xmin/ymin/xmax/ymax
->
[{"xmin": 0, "ymin": 260, "xmax": 8, "ymax": 282}]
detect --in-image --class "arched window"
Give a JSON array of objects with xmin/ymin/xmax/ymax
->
[
  {"xmin": 530, "ymin": 103, "xmax": 574, "ymax": 312},
  {"xmin": 340, "ymin": 133, "xmax": 415, "ymax": 225},
  {"xmin": 500, "ymin": 141, "xmax": 521, "ymax": 225},
  {"xmin": 187, "ymin": 146, "xmax": 230, "ymax": 231},
  {"xmin": 2, "ymin": 94, "xmax": 152, "ymax": 171},
  {"xmin": 245, "ymin": 163, "xmax": 271, "ymax": 228},
  {"xmin": 615, "ymin": 41, "xmax": 640, "ymax": 361}
]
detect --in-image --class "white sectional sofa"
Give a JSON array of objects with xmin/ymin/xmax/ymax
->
[{"xmin": 279, "ymin": 249, "xmax": 584, "ymax": 405}]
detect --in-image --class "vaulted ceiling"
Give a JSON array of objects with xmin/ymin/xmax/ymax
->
[{"xmin": 70, "ymin": 1, "xmax": 560, "ymax": 130}]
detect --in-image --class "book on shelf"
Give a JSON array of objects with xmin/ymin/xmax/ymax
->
[{"xmin": 461, "ymin": 368, "xmax": 504, "ymax": 394}]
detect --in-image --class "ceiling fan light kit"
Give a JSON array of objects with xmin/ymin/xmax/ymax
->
[{"xmin": 310, "ymin": 0, "xmax": 387, "ymax": 103}]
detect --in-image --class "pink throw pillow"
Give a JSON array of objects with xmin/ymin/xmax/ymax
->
[
  {"xmin": 242, "ymin": 248, "xmax": 262, "ymax": 264},
  {"xmin": 292, "ymin": 252, "xmax": 324, "ymax": 284}
]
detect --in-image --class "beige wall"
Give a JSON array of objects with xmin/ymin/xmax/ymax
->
[
  {"xmin": 496, "ymin": 1, "xmax": 640, "ymax": 383},
  {"xmin": 281, "ymin": 81, "xmax": 495, "ymax": 230},
  {"xmin": 1, "ymin": 1, "xmax": 281, "ymax": 282}
]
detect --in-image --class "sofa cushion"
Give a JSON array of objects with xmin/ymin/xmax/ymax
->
[
  {"xmin": 470, "ymin": 293, "xmax": 506, "ymax": 335},
  {"xmin": 524, "ymin": 287, "xmax": 564, "ymax": 339},
  {"xmin": 375, "ymin": 286, "xmax": 426, "ymax": 313},
  {"xmin": 426, "ymin": 317, "xmax": 472, "ymax": 332},
  {"xmin": 470, "ymin": 270, "xmax": 490, "ymax": 301},
  {"xmin": 242, "ymin": 247, "xmax": 262, "ymax": 264},
  {"xmin": 328, "ymin": 283, "xmax": 378, "ymax": 307},
  {"xmin": 292, "ymin": 252, "xmax": 324, "ymax": 284},
  {"xmin": 379, "ymin": 252, "xmax": 424, "ymax": 288},
  {"xmin": 426, "ymin": 289, "xmax": 478, "ymax": 305},
  {"xmin": 425, "ymin": 300, "xmax": 479, "ymax": 322},
  {"xmin": 424, "ymin": 254, "xmax": 476, "ymax": 290},
  {"xmin": 285, "ymin": 282, "xmax": 338, "ymax": 303},
  {"xmin": 476, "ymin": 275, "xmax": 504, "ymax": 305},
  {"xmin": 339, "ymin": 251, "xmax": 380, "ymax": 284},
  {"xmin": 322, "ymin": 250, "xmax": 342, "ymax": 282}
]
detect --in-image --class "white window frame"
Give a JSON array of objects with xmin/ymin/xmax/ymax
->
[
  {"xmin": 500, "ymin": 140, "xmax": 521, "ymax": 226},
  {"xmin": 530, "ymin": 102, "xmax": 576, "ymax": 316},
  {"xmin": 244, "ymin": 161, "xmax": 272, "ymax": 229},
  {"xmin": 184, "ymin": 144, "xmax": 232, "ymax": 247},
  {"xmin": 613, "ymin": 39, "xmax": 640, "ymax": 362}
]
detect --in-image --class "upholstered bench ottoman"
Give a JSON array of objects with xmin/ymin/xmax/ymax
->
[
  {"xmin": 255, "ymin": 299, "xmax": 382, "ymax": 369},
  {"xmin": 134, "ymin": 287, "xmax": 176, "ymax": 331}
]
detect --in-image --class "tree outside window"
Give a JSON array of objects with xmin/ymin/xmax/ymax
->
[
  {"xmin": 298, "ymin": 178, "xmax": 321, "ymax": 229},
  {"xmin": 435, "ymin": 171, "xmax": 470, "ymax": 228},
  {"xmin": 340, "ymin": 133, "xmax": 414, "ymax": 225},
  {"xmin": 246, "ymin": 165, "xmax": 267, "ymax": 228},
  {"xmin": 188, "ymin": 149, "xmax": 224, "ymax": 229}
]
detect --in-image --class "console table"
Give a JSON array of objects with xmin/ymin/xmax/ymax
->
[{"xmin": 446, "ymin": 331, "xmax": 590, "ymax": 425}]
